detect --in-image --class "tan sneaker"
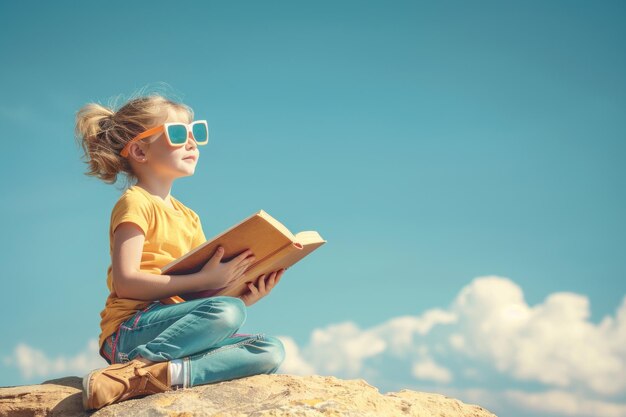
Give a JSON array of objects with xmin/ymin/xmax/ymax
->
[{"xmin": 82, "ymin": 359, "xmax": 171, "ymax": 410}]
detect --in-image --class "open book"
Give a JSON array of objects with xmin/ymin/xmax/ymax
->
[{"xmin": 159, "ymin": 210, "xmax": 326, "ymax": 304}]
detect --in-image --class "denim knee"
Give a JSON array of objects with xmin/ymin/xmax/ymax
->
[
  {"xmin": 261, "ymin": 335, "xmax": 286, "ymax": 372},
  {"xmin": 202, "ymin": 296, "xmax": 247, "ymax": 334}
]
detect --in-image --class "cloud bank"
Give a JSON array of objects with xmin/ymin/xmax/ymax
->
[
  {"xmin": 3, "ymin": 339, "xmax": 106, "ymax": 380},
  {"xmin": 276, "ymin": 275, "xmax": 626, "ymax": 417}
]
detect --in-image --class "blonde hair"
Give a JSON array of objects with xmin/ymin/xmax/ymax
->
[{"xmin": 74, "ymin": 90, "xmax": 194, "ymax": 188}]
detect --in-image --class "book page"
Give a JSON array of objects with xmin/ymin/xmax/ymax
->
[
  {"xmin": 259, "ymin": 210, "xmax": 296, "ymax": 241},
  {"xmin": 295, "ymin": 230, "xmax": 326, "ymax": 245}
]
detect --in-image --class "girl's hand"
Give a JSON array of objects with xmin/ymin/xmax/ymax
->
[
  {"xmin": 239, "ymin": 269, "xmax": 285, "ymax": 307},
  {"xmin": 198, "ymin": 246, "xmax": 256, "ymax": 290}
]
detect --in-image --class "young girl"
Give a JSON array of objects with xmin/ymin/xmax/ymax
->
[{"xmin": 74, "ymin": 93, "xmax": 286, "ymax": 411}]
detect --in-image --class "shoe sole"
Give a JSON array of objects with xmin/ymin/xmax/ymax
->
[{"xmin": 82, "ymin": 370, "xmax": 96, "ymax": 410}]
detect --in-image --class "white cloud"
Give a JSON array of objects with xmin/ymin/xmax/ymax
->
[
  {"xmin": 284, "ymin": 308, "xmax": 458, "ymax": 379},
  {"xmin": 412, "ymin": 357, "xmax": 453, "ymax": 383},
  {"xmin": 452, "ymin": 276, "xmax": 626, "ymax": 396},
  {"xmin": 276, "ymin": 336, "xmax": 316, "ymax": 375},
  {"xmin": 370, "ymin": 310, "xmax": 457, "ymax": 356},
  {"xmin": 4, "ymin": 338, "xmax": 106, "ymax": 380},
  {"xmin": 301, "ymin": 322, "xmax": 387, "ymax": 376},
  {"xmin": 505, "ymin": 389, "xmax": 626, "ymax": 417}
]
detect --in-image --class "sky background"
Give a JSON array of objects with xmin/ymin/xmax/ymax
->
[{"xmin": 1, "ymin": 1, "xmax": 625, "ymax": 416}]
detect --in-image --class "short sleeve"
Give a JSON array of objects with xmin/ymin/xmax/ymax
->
[
  {"xmin": 190, "ymin": 211, "xmax": 207, "ymax": 248},
  {"xmin": 110, "ymin": 192, "xmax": 152, "ymax": 236}
]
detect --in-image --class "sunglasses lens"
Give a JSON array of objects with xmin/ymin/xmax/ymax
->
[
  {"xmin": 167, "ymin": 124, "xmax": 188, "ymax": 145},
  {"xmin": 192, "ymin": 123, "xmax": 208, "ymax": 144}
]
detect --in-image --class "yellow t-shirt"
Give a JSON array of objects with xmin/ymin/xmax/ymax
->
[{"xmin": 98, "ymin": 185, "xmax": 206, "ymax": 352}]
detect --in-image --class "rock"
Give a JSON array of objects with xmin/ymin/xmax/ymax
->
[
  {"xmin": 0, "ymin": 374, "xmax": 497, "ymax": 417},
  {"xmin": 0, "ymin": 376, "xmax": 84, "ymax": 417}
]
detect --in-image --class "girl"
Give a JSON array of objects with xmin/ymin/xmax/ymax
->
[{"xmin": 74, "ymin": 93, "xmax": 286, "ymax": 411}]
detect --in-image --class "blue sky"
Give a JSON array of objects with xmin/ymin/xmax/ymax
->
[{"xmin": 1, "ymin": 1, "xmax": 624, "ymax": 416}]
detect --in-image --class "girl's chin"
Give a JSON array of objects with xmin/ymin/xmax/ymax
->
[
  {"xmin": 171, "ymin": 167, "xmax": 195, "ymax": 178},
  {"xmin": 179, "ymin": 163, "xmax": 196, "ymax": 173}
]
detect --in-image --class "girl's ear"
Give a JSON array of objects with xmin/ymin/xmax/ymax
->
[{"xmin": 128, "ymin": 142, "xmax": 148, "ymax": 162}]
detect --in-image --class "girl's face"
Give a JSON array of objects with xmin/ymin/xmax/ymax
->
[{"xmin": 141, "ymin": 108, "xmax": 200, "ymax": 180}]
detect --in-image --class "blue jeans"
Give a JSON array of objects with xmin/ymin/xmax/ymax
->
[{"xmin": 99, "ymin": 296, "xmax": 285, "ymax": 388}]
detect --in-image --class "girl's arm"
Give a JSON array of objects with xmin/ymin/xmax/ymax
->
[{"xmin": 112, "ymin": 222, "xmax": 254, "ymax": 301}]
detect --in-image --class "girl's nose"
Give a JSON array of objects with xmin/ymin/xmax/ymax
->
[{"xmin": 186, "ymin": 131, "xmax": 197, "ymax": 148}]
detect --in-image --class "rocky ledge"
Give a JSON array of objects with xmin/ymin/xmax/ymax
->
[{"xmin": 0, "ymin": 373, "xmax": 497, "ymax": 416}]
